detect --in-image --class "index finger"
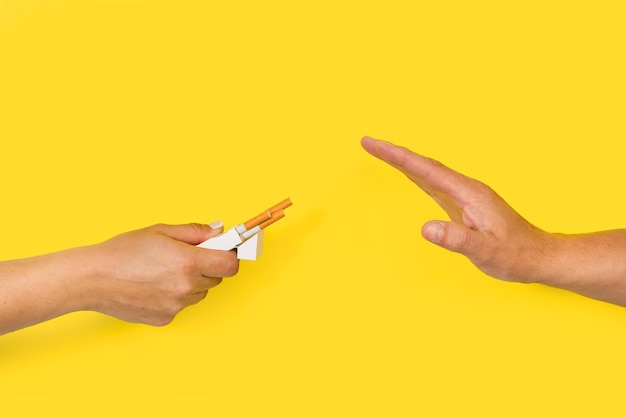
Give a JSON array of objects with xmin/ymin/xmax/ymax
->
[{"xmin": 360, "ymin": 136, "xmax": 473, "ymax": 198}]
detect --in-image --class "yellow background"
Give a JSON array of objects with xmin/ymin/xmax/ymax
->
[{"xmin": 1, "ymin": 0, "xmax": 625, "ymax": 415}]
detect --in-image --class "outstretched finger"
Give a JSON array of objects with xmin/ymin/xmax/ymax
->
[{"xmin": 361, "ymin": 136, "xmax": 474, "ymax": 201}]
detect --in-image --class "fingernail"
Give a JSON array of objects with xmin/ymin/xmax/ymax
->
[
  {"xmin": 424, "ymin": 222, "xmax": 444, "ymax": 243},
  {"xmin": 209, "ymin": 220, "xmax": 223, "ymax": 229}
]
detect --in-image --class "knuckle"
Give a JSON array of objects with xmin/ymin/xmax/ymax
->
[
  {"xmin": 149, "ymin": 223, "xmax": 168, "ymax": 232},
  {"xmin": 187, "ymin": 290, "xmax": 209, "ymax": 306},
  {"xmin": 144, "ymin": 304, "xmax": 180, "ymax": 327},
  {"xmin": 174, "ymin": 252, "xmax": 199, "ymax": 276},
  {"xmin": 148, "ymin": 313, "xmax": 176, "ymax": 327},
  {"xmin": 197, "ymin": 290, "xmax": 209, "ymax": 302},
  {"xmin": 187, "ymin": 222, "xmax": 206, "ymax": 234},
  {"xmin": 474, "ymin": 180, "xmax": 498, "ymax": 202},
  {"xmin": 210, "ymin": 277, "xmax": 224, "ymax": 288},
  {"xmin": 223, "ymin": 253, "xmax": 240, "ymax": 276},
  {"xmin": 426, "ymin": 156, "xmax": 444, "ymax": 169},
  {"xmin": 207, "ymin": 251, "xmax": 239, "ymax": 277},
  {"xmin": 418, "ymin": 158, "xmax": 443, "ymax": 182},
  {"xmin": 163, "ymin": 301, "xmax": 185, "ymax": 323},
  {"xmin": 171, "ymin": 276, "xmax": 196, "ymax": 298}
]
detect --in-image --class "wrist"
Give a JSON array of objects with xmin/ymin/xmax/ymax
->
[
  {"xmin": 505, "ymin": 229, "xmax": 562, "ymax": 285},
  {"xmin": 52, "ymin": 245, "xmax": 107, "ymax": 314},
  {"xmin": 527, "ymin": 230, "xmax": 626, "ymax": 300},
  {"xmin": 520, "ymin": 231, "xmax": 569, "ymax": 287}
]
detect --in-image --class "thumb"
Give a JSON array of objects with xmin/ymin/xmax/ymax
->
[
  {"xmin": 421, "ymin": 220, "xmax": 486, "ymax": 260},
  {"xmin": 154, "ymin": 221, "xmax": 225, "ymax": 245}
]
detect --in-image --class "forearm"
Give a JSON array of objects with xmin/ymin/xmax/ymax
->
[
  {"xmin": 0, "ymin": 223, "xmax": 238, "ymax": 334},
  {"xmin": 532, "ymin": 230, "xmax": 626, "ymax": 307},
  {"xmin": 0, "ymin": 247, "xmax": 98, "ymax": 335}
]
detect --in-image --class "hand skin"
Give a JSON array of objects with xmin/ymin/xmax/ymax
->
[
  {"xmin": 0, "ymin": 223, "xmax": 239, "ymax": 335},
  {"xmin": 361, "ymin": 136, "xmax": 626, "ymax": 307}
]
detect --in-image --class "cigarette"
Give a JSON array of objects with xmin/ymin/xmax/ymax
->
[
  {"xmin": 241, "ymin": 210, "xmax": 286, "ymax": 240},
  {"xmin": 267, "ymin": 198, "xmax": 293, "ymax": 214},
  {"xmin": 243, "ymin": 211, "xmax": 273, "ymax": 230},
  {"xmin": 241, "ymin": 198, "xmax": 292, "ymax": 231},
  {"xmin": 258, "ymin": 209, "xmax": 285, "ymax": 229}
]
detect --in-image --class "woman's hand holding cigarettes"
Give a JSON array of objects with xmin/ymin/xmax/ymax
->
[{"xmin": 0, "ymin": 222, "xmax": 239, "ymax": 334}]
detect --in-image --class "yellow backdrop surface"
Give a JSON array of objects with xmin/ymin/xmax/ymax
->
[{"xmin": 1, "ymin": 1, "xmax": 625, "ymax": 415}]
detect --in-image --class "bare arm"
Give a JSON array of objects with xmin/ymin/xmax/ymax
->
[
  {"xmin": 361, "ymin": 136, "xmax": 626, "ymax": 307},
  {"xmin": 0, "ymin": 222, "xmax": 239, "ymax": 335}
]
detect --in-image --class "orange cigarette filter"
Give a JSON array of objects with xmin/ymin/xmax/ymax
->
[
  {"xmin": 243, "ymin": 211, "xmax": 272, "ymax": 230},
  {"xmin": 242, "ymin": 198, "xmax": 292, "ymax": 230},
  {"xmin": 267, "ymin": 198, "xmax": 293, "ymax": 214},
  {"xmin": 258, "ymin": 210, "xmax": 285, "ymax": 229}
]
